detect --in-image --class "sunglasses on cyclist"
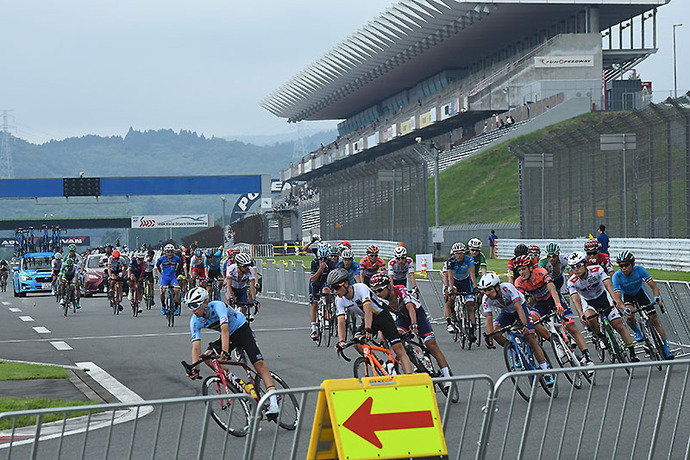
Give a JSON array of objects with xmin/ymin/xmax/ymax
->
[
  {"xmin": 396, "ymin": 256, "xmax": 406, "ymax": 260},
  {"xmin": 332, "ymin": 282, "xmax": 346, "ymax": 292},
  {"xmin": 188, "ymin": 302, "xmax": 201, "ymax": 310},
  {"xmin": 586, "ymin": 251, "xmax": 598, "ymax": 256},
  {"xmin": 618, "ymin": 262, "xmax": 631, "ymax": 268},
  {"xmin": 572, "ymin": 262, "xmax": 586, "ymax": 269},
  {"xmin": 374, "ymin": 287, "xmax": 387, "ymax": 293}
]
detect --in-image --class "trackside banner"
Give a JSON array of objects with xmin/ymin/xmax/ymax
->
[
  {"xmin": 131, "ymin": 215, "xmax": 210, "ymax": 228},
  {"xmin": 535, "ymin": 56, "xmax": 594, "ymax": 68},
  {"xmin": 0, "ymin": 236, "xmax": 90, "ymax": 247}
]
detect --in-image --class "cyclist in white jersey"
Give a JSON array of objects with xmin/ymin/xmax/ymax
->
[{"xmin": 387, "ymin": 246, "xmax": 417, "ymax": 292}]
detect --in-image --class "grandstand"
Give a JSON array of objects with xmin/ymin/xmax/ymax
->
[{"xmin": 260, "ymin": 0, "xmax": 671, "ymax": 251}]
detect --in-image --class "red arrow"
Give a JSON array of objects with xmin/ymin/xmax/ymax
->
[{"xmin": 342, "ymin": 396, "xmax": 434, "ymax": 449}]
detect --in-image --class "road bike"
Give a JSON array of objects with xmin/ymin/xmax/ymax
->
[
  {"xmin": 108, "ymin": 277, "xmax": 124, "ymax": 315},
  {"xmin": 486, "ymin": 321, "xmax": 558, "ymax": 402},
  {"xmin": 182, "ymin": 354, "xmax": 299, "ymax": 436},
  {"xmin": 399, "ymin": 331, "xmax": 459, "ymax": 402},
  {"xmin": 232, "ymin": 300, "xmax": 260, "ymax": 323},
  {"xmin": 162, "ymin": 284, "xmax": 177, "ymax": 327},
  {"xmin": 0, "ymin": 270, "xmax": 8, "ymax": 292},
  {"xmin": 142, "ymin": 277, "xmax": 155, "ymax": 310},
  {"xmin": 337, "ymin": 336, "xmax": 400, "ymax": 378},
  {"xmin": 536, "ymin": 312, "xmax": 592, "ymax": 389},
  {"xmin": 314, "ymin": 294, "xmax": 335, "ymax": 347},
  {"xmin": 450, "ymin": 290, "xmax": 479, "ymax": 349},
  {"xmin": 629, "ymin": 302, "xmax": 665, "ymax": 370},
  {"xmin": 130, "ymin": 279, "xmax": 142, "ymax": 317},
  {"xmin": 591, "ymin": 309, "xmax": 629, "ymax": 371},
  {"xmin": 63, "ymin": 280, "xmax": 78, "ymax": 316}
]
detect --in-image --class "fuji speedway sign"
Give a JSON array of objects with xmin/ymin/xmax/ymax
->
[{"xmin": 131, "ymin": 215, "xmax": 210, "ymax": 229}]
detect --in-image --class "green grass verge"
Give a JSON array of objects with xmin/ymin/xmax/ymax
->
[
  {"xmin": 0, "ymin": 361, "xmax": 68, "ymax": 380},
  {"xmin": 0, "ymin": 398, "xmax": 99, "ymax": 430}
]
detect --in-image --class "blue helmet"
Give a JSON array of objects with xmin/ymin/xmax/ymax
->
[
  {"xmin": 194, "ymin": 248, "xmax": 202, "ymax": 257},
  {"xmin": 317, "ymin": 243, "xmax": 330, "ymax": 259}
]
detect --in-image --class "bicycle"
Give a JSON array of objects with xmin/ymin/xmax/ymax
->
[
  {"xmin": 314, "ymin": 294, "xmax": 334, "ymax": 347},
  {"xmin": 181, "ymin": 354, "xmax": 299, "ymax": 436},
  {"xmin": 162, "ymin": 284, "xmax": 176, "ymax": 327},
  {"xmin": 337, "ymin": 337, "xmax": 400, "ymax": 378},
  {"xmin": 629, "ymin": 302, "xmax": 665, "ymax": 370},
  {"xmin": 142, "ymin": 278, "xmax": 155, "ymax": 310},
  {"xmin": 399, "ymin": 331, "xmax": 459, "ymax": 402},
  {"xmin": 233, "ymin": 300, "xmax": 260, "ymax": 323},
  {"xmin": 130, "ymin": 280, "xmax": 142, "ymax": 317},
  {"xmin": 486, "ymin": 321, "xmax": 558, "ymax": 402},
  {"xmin": 536, "ymin": 312, "xmax": 592, "ymax": 389},
  {"xmin": 450, "ymin": 290, "xmax": 479, "ymax": 349},
  {"xmin": 590, "ymin": 309, "xmax": 629, "ymax": 372},
  {"xmin": 63, "ymin": 280, "xmax": 78, "ymax": 316},
  {"xmin": 0, "ymin": 270, "xmax": 8, "ymax": 292},
  {"xmin": 108, "ymin": 277, "xmax": 124, "ymax": 315}
]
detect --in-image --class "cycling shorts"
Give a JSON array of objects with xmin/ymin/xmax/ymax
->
[
  {"xmin": 582, "ymin": 291, "xmax": 620, "ymax": 321},
  {"xmin": 392, "ymin": 278, "xmax": 408, "ymax": 288},
  {"xmin": 160, "ymin": 275, "xmax": 179, "ymax": 287},
  {"xmin": 142, "ymin": 272, "xmax": 154, "ymax": 283},
  {"xmin": 452, "ymin": 278, "xmax": 475, "ymax": 302},
  {"xmin": 623, "ymin": 288, "xmax": 653, "ymax": 308},
  {"xmin": 531, "ymin": 293, "xmax": 574, "ymax": 323},
  {"xmin": 309, "ymin": 281, "xmax": 328, "ymax": 302},
  {"xmin": 232, "ymin": 286, "xmax": 249, "ymax": 304},
  {"xmin": 206, "ymin": 322, "xmax": 263, "ymax": 364},
  {"xmin": 355, "ymin": 310, "xmax": 402, "ymax": 345},
  {"xmin": 493, "ymin": 302, "xmax": 536, "ymax": 334},
  {"xmin": 396, "ymin": 307, "xmax": 435, "ymax": 342},
  {"xmin": 207, "ymin": 268, "xmax": 222, "ymax": 279},
  {"xmin": 191, "ymin": 266, "xmax": 205, "ymax": 277}
]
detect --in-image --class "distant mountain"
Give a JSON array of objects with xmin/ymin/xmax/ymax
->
[{"xmin": 224, "ymin": 129, "xmax": 337, "ymax": 152}]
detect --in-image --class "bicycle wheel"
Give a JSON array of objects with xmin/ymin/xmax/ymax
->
[
  {"xmin": 353, "ymin": 357, "xmax": 385, "ymax": 378},
  {"xmin": 549, "ymin": 336, "xmax": 582, "ymax": 389},
  {"xmin": 503, "ymin": 342, "xmax": 533, "ymax": 402},
  {"xmin": 145, "ymin": 282, "xmax": 154, "ymax": 310},
  {"xmin": 254, "ymin": 372, "xmax": 300, "ymax": 431},
  {"xmin": 166, "ymin": 291, "xmax": 175, "ymax": 327},
  {"xmin": 316, "ymin": 302, "xmax": 325, "ymax": 347},
  {"xmin": 202, "ymin": 375, "xmax": 251, "ymax": 436},
  {"xmin": 605, "ymin": 324, "xmax": 628, "ymax": 365},
  {"xmin": 646, "ymin": 320, "xmax": 665, "ymax": 369},
  {"xmin": 71, "ymin": 288, "xmax": 77, "ymax": 313},
  {"xmin": 63, "ymin": 292, "xmax": 69, "ymax": 316},
  {"xmin": 465, "ymin": 318, "xmax": 473, "ymax": 351}
]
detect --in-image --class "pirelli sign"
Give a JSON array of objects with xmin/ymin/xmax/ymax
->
[{"xmin": 535, "ymin": 56, "xmax": 594, "ymax": 68}]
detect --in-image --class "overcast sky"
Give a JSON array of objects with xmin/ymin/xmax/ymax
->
[{"xmin": 0, "ymin": 0, "xmax": 686, "ymax": 144}]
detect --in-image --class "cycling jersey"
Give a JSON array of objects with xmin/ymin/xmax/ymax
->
[
  {"xmin": 387, "ymin": 285, "xmax": 434, "ymax": 340},
  {"xmin": 60, "ymin": 266, "xmax": 77, "ymax": 280},
  {"xmin": 108, "ymin": 256, "xmax": 128, "ymax": 275},
  {"xmin": 189, "ymin": 300, "xmax": 247, "ymax": 342},
  {"xmin": 514, "ymin": 268, "xmax": 554, "ymax": 302},
  {"xmin": 586, "ymin": 253, "xmax": 613, "ymax": 275},
  {"xmin": 387, "ymin": 257, "xmax": 414, "ymax": 282},
  {"xmin": 612, "ymin": 265, "xmax": 652, "ymax": 296},
  {"xmin": 310, "ymin": 258, "xmax": 336, "ymax": 284},
  {"xmin": 51, "ymin": 259, "xmax": 63, "ymax": 273},
  {"xmin": 204, "ymin": 250, "xmax": 222, "ymax": 271},
  {"xmin": 335, "ymin": 283, "xmax": 386, "ymax": 318},
  {"xmin": 567, "ymin": 265, "xmax": 609, "ymax": 301},
  {"xmin": 190, "ymin": 255, "xmax": 204, "ymax": 269},
  {"xmin": 144, "ymin": 258, "xmax": 155, "ymax": 273},
  {"xmin": 389, "ymin": 285, "xmax": 418, "ymax": 314},
  {"xmin": 482, "ymin": 282, "xmax": 525, "ymax": 316},
  {"xmin": 538, "ymin": 255, "xmax": 569, "ymax": 286},
  {"xmin": 359, "ymin": 256, "xmax": 386, "ymax": 278},
  {"xmin": 336, "ymin": 260, "xmax": 361, "ymax": 284},
  {"xmin": 68, "ymin": 253, "xmax": 84, "ymax": 269},
  {"xmin": 156, "ymin": 255, "xmax": 181, "ymax": 278},
  {"xmin": 226, "ymin": 264, "xmax": 255, "ymax": 289},
  {"xmin": 442, "ymin": 255, "xmax": 475, "ymax": 281},
  {"xmin": 472, "ymin": 251, "xmax": 488, "ymax": 279},
  {"xmin": 129, "ymin": 259, "xmax": 147, "ymax": 278}
]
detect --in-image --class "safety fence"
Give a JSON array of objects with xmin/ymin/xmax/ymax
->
[{"xmin": 1, "ymin": 360, "xmax": 688, "ymax": 459}]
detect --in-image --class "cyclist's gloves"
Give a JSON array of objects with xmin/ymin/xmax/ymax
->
[
  {"xmin": 221, "ymin": 350, "xmax": 231, "ymax": 360},
  {"xmin": 335, "ymin": 341, "xmax": 346, "ymax": 352}
]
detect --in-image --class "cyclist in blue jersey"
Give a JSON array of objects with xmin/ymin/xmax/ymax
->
[
  {"xmin": 156, "ymin": 244, "xmax": 182, "ymax": 315},
  {"xmin": 204, "ymin": 247, "xmax": 224, "ymax": 299},
  {"xmin": 442, "ymin": 242, "xmax": 477, "ymax": 338},
  {"xmin": 309, "ymin": 242, "xmax": 336, "ymax": 340},
  {"xmin": 184, "ymin": 287, "xmax": 280, "ymax": 419},
  {"xmin": 336, "ymin": 248, "xmax": 362, "ymax": 284},
  {"xmin": 612, "ymin": 251, "xmax": 674, "ymax": 359}
]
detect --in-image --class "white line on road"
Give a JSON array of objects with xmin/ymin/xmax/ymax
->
[
  {"xmin": 50, "ymin": 341, "xmax": 73, "ymax": 350},
  {"xmin": 33, "ymin": 326, "xmax": 51, "ymax": 334},
  {"xmin": 8, "ymin": 308, "xmax": 21, "ymax": 313},
  {"xmin": 1, "ymin": 301, "xmax": 11, "ymax": 306},
  {"xmin": 18, "ymin": 316, "xmax": 34, "ymax": 322},
  {"xmin": 75, "ymin": 361, "xmax": 148, "ymax": 404}
]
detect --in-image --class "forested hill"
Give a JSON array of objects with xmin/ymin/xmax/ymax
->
[{"xmin": 9, "ymin": 127, "xmax": 336, "ymax": 178}]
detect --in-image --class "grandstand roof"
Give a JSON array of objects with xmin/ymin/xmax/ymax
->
[{"xmin": 261, "ymin": 0, "xmax": 669, "ymax": 123}]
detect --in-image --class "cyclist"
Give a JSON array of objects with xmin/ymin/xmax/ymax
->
[
  {"xmin": 442, "ymin": 242, "xmax": 477, "ymax": 340},
  {"xmin": 336, "ymin": 248, "xmax": 362, "ymax": 284},
  {"xmin": 612, "ymin": 251, "xmax": 674, "ymax": 359},
  {"xmin": 584, "ymin": 239, "xmax": 614, "ymax": 275},
  {"xmin": 184, "ymin": 287, "xmax": 280, "ymax": 420},
  {"xmin": 51, "ymin": 252, "xmax": 63, "ymax": 295},
  {"xmin": 174, "ymin": 246, "xmax": 189, "ymax": 295},
  {"xmin": 0, "ymin": 258, "xmax": 8, "ymax": 289},
  {"xmin": 387, "ymin": 246, "xmax": 418, "ymax": 292},
  {"xmin": 225, "ymin": 252, "xmax": 259, "ymax": 312},
  {"xmin": 359, "ymin": 245, "xmax": 386, "ymax": 286},
  {"xmin": 337, "ymin": 240, "xmax": 352, "ymax": 254},
  {"xmin": 566, "ymin": 252, "xmax": 639, "ymax": 362},
  {"xmin": 302, "ymin": 234, "xmax": 321, "ymax": 256},
  {"xmin": 538, "ymin": 243, "xmax": 570, "ymax": 294},
  {"xmin": 156, "ymin": 244, "xmax": 182, "ymax": 315},
  {"xmin": 328, "ymin": 268, "xmax": 413, "ymax": 374},
  {"xmin": 189, "ymin": 248, "xmax": 205, "ymax": 287},
  {"xmin": 513, "ymin": 255, "xmax": 594, "ymax": 366},
  {"xmin": 468, "ymin": 238, "xmax": 488, "ymax": 308},
  {"xmin": 527, "ymin": 244, "xmax": 541, "ymax": 262},
  {"xmin": 66, "ymin": 244, "xmax": 85, "ymax": 296},
  {"xmin": 507, "ymin": 244, "xmax": 529, "ymax": 284},
  {"xmin": 128, "ymin": 252, "xmax": 146, "ymax": 314},
  {"xmin": 142, "ymin": 249, "xmax": 156, "ymax": 306},
  {"xmin": 479, "ymin": 273, "xmax": 555, "ymax": 386},
  {"xmin": 309, "ymin": 242, "xmax": 336, "ymax": 341},
  {"xmin": 108, "ymin": 249, "xmax": 128, "ymax": 311},
  {"xmin": 328, "ymin": 245, "xmax": 341, "ymax": 265},
  {"xmin": 204, "ymin": 247, "xmax": 224, "ymax": 300},
  {"xmin": 58, "ymin": 258, "xmax": 80, "ymax": 309},
  {"xmin": 370, "ymin": 273, "xmax": 451, "ymax": 380}
]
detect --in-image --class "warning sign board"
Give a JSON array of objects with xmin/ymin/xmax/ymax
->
[{"xmin": 307, "ymin": 373, "xmax": 446, "ymax": 460}]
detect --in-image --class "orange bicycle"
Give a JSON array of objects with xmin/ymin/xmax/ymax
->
[{"xmin": 337, "ymin": 337, "xmax": 401, "ymax": 378}]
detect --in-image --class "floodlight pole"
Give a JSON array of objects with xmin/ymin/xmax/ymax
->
[{"xmin": 673, "ymin": 24, "xmax": 683, "ymax": 98}]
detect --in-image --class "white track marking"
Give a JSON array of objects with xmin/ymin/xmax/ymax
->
[
  {"xmin": 8, "ymin": 308, "xmax": 20, "ymax": 312},
  {"xmin": 2, "ymin": 301, "xmax": 11, "ymax": 305},
  {"xmin": 33, "ymin": 326, "xmax": 51, "ymax": 334},
  {"xmin": 75, "ymin": 361, "xmax": 146, "ymax": 404},
  {"xmin": 50, "ymin": 341, "xmax": 73, "ymax": 350},
  {"xmin": 18, "ymin": 316, "xmax": 34, "ymax": 322}
]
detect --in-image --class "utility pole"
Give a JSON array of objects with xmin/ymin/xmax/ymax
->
[{"xmin": 0, "ymin": 110, "xmax": 15, "ymax": 178}]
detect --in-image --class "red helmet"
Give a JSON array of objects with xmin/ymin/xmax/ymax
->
[
  {"xmin": 366, "ymin": 245, "xmax": 379, "ymax": 255},
  {"xmin": 226, "ymin": 249, "xmax": 233, "ymax": 256},
  {"xmin": 584, "ymin": 239, "xmax": 600, "ymax": 252},
  {"xmin": 112, "ymin": 250, "xmax": 121, "ymax": 258},
  {"xmin": 339, "ymin": 241, "xmax": 351, "ymax": 249},
  {"xmin": 370, "ymin": 272, "xmax": 389, "ymax": 289},
  {"xmin": 513, "ymin": 255, "xmax": 533, "ymax": 269}
]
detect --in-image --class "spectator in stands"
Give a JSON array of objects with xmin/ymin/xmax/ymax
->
[
  {"xmin": 488, "ymin": 230, "xmax": 498, "ymax": 259},
  {"xmin": 597, "ymin": 225, "xmax": 610, "ymax": 255},
  {"xmin": 506, "ymin": 116, "xmax": 514, "ymax": 126},
  {"xmin": 499, "ymin": 119, "xmax": 506, "ymax": 130}
]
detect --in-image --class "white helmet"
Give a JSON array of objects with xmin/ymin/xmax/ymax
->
[
  {"xmin": 451, "ymin": 242, "xmax": 466, "ymax": 254},
  {"xmin": 54, "ymin": 252, "xmax": 63, "ymax": 259},
  {"xmin": 164, "ymin": 243, "xmax": 175, "ymax": 251},
  {"xmin": 235, "ymin": 252, "xmax": 254, "ymax": 267},
  {"xmin": 468, "ymin": 238, "xmax": 482, "ymax": 249},
  {"xmin": 477, "ymin": 272, "xmax": 501, "ymax": 290},
  {"xmin": 185, "ymin": 287, "xmax": 209, "ymax": 307},
  {"xmin": 568, "ymin": 251, "xmax": 587, "ymax": 267},
  {"xmin": 341, "ymin": 248, "xmax": 354, "ymax": 259},
  {"xmin": 394, "ymin": 246, "xmax": 407, "ymax": 258}
]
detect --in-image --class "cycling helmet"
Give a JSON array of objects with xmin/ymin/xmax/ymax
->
[
  {"xmin": 370, "ymin": 272, "xmax": 390, "ymax": 289},
  {"xmin": 568, "ymin": 251, "xmax": 587, "ymax": 267},
  {"xmin": 112, "ymin": 250, "xmax": 121, "ymax": 258},
  {"xmin": 329, "ymin": 246, "xmax": 339, "ymax": 256},
  {"xmin": 185, "ymin": 287, "xmax": 209, "ymax": 308},
  {"xmin": 327, "ymin": 267, "xmax": 350, "ymax": 288},
  {"xmin": 468, "ymin": 238, "xmax": 482, "ymax": 250},
  {"xmin": 54, "ymin": 252, "xmax": 63, "ymax": 259},
  {"xmin": 133, "ymin": 252, "xmax": 144, "ymax": 259},
  {"xmin": 584, "ymin": 239, "xmax": 600, "ymax": 252},
  {"xmin": 514, "ymin": 244, "xmax": 528, "ymax": 257},
  {"xmin": 394, "ymin": 246, "xmax": 407, "ymax": 258},
  {"xmin": 451, "ymin": 242, "xmax": 466, "ymax": 254},
  {"xmin": 147, "ymin": 249, "xmax": 155, "ymax": 256},
  {"xmin": 478, "ymin": 272, "xmax": 501, "ymax": 290},
  {"xmin": 545, "ymin": 243, "xmax": 560, "ymax": 255},
  {"xmin": 616, "ymin": 251, "xmax": 636, "ymax": 265},
  {"xmin": 205, "ymin": 249, "xmax": 214, "ymax": 258},
  {"xmin": 341, "ymin": 248, "xmax": 354, "ymax": 260},
  {"xmin": 232, "ymin": 247, "xmax": 241, "ymax": 255},
  {"xmin": 339, "ymin": 241, "xmax": 352, "ymax": 249},
  {"xmin": 64, "ymin": 258, "xmax": 74, "ymax": 266},
  {"xmin": 366, "ymin": 245, "xmax": 379, "ymax": 255},
  {"xmin": 105, "ymin": 243, "xmax": 112, "ymax": 248},
  {"xmin": 164, "ymin": 243, "xmax": 175, "ymax": 252},
  {"xmin": 317, "ymin": 245, "xmax": 330, "ymax": 259},
  {"xmin": 528, "ymin": 244, "xmax": 540, "ymax": 256},
  {"xmin": 513, "ymin": 255, "xmax": 533, "ymax": 269},
  {"xmin": 68, "ymin": 244, "xmax": 76, "ymax": 251},
  {"xmin": 235, "ymin": 252, "xmax": 254, "ymax": 267},
  {"xmin": 194, "ymin": 248, "xmax": 202, "ymax": 257}
]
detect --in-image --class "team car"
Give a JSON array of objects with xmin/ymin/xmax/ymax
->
[{"xmin": 13, "ymin": 252, "xmax": 55, "ymax": 297}]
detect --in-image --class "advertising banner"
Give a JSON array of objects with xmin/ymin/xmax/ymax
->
[
  {"xmin": 535, "ymin": 56, "xmax": 594, "ymax": 68},
  {"xmin": 131, "ymin": 215, "xmax": 210, "ymax": 229}
]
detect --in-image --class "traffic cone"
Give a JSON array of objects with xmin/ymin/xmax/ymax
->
[{"xmin": 421, "ymin": 259, "xmax": 428, "ymax": 279}]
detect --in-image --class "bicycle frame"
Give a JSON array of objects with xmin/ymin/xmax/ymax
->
[{"xmin": 338, "ymin": 338, "xmax": 399, "ymax": 377}]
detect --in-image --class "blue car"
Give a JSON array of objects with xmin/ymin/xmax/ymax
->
[{"xmin": 13, "ymin": 252, "xmax": 55, "ymax": 297}]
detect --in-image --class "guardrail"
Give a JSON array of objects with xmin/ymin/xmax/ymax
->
[
  {"xmin": 3, "ymin": 360, "xmax": 688, "ymax": 459},
  {"xmin": 497, "ymin": 238, "xmax": 690, "ymax": 271}
]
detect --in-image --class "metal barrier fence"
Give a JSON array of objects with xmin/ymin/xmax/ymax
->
[{"xmin": 3, "ymin": 360, "xmax": 689, "ymax": 459}]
